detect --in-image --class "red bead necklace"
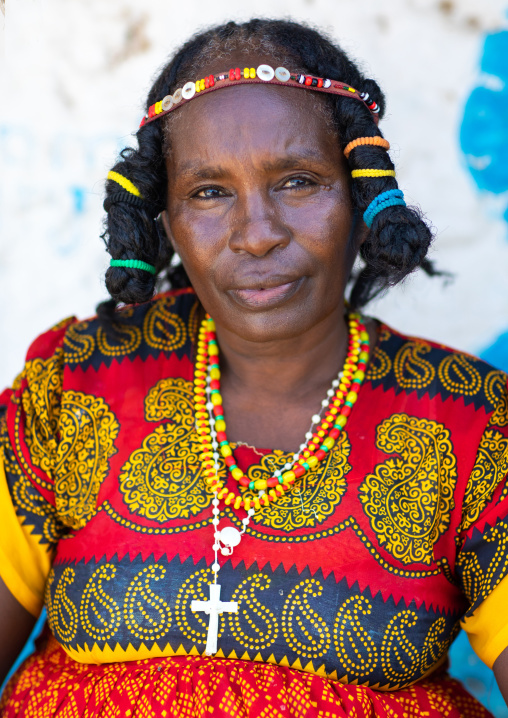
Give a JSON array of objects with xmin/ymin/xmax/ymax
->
[{"xmin": 193, "ymin": 313, "xmax": 370, "ymax": 512}]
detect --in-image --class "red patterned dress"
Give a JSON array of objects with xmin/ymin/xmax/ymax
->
[{"xmin": 1, "ymin": 288, "xmax": 507, "ymax": 717}]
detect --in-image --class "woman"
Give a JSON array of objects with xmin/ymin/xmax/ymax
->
[{"xmin": 1, "ymin": 18, "xmax": 507, "ymax": 717}]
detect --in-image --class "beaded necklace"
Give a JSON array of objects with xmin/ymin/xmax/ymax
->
[{"xmin": 191, "ymin": 313, "xmax": 370, "ymax": 654}]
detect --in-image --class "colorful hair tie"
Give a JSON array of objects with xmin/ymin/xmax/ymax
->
[
  {"xmin": 107, "ymin": 171, "xmax": 142, "ymax": 197},
  {"xmin": 351, "ymin": 169, "xmax": 396, "ymax": 178},
  {"xmin": 139, "ymin": 65, "xmax": 380, "ymax": 129},
  {"xmin": 110, "ymin": 259, "xmax": 157, "ymax": 274},
  {"xmin": 344, "ymin": 136, "xmax": 390, "ymax": 159},
  {"xmin": 363, "ymin": 189, "xmax": 406, "ymax": 228}
]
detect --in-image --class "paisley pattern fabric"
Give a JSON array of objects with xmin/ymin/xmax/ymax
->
[
  {"xmin": 359, "ymin": 414, "xmax": 457, "ymax": 565},
  {"xmin": 0, "ymin": 289, "xmax": 507, "ymax": 718}
]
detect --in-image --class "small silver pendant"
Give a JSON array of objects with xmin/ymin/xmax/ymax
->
[{"xmin": 218, "ymin": 526, "xmax": 242, "ymax": 555}]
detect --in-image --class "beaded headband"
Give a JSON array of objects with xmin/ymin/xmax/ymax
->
[{"xmin": 139, "ymin": 64, "xmax": 380, "ymax": 128}]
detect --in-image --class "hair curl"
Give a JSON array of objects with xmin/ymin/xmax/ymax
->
[{"xmin": 101, "ymin": 18, "xmax": 436, "ymax": 321}]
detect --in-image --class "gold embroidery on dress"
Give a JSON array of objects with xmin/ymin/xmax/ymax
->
[
  {"xmin": 53, "ymin": 391, "xmax": 119, "ymax": 529},
  {"xmin": 188, "ymin": 298, "xmax": 200, "ymax": 344},
  {"xmin": 0, "ymin": 414, "xmax": 61, "ymax": 532},
  {"xmin": 333, "ymin": 595, "xmax": 378, "ymax": 677},
  {"xmin": 50, "ymin": 316, "xmax": 76, "ymax": 332},
  {"xmin": 97, "ymin": 324, "xmax": 142, "ymax": 357},
  {"xmin": 1, "ymin": 413, "xmax": 64, "ymax": 543},
  {"xmin": 63, "ymin": 322, "xmax": 95, "ymax": 364},
  {"xmin": 119, "ymin": 378, "xmax": 218, "ymax": 522},
  {"xmin": 359, "ymin": 414, "xmax": 457, "ymax": 565},
  {"xmin": 246, "ymin": 433, "xmax": 351, "ymax": 532},
  {"xmin": 45, "ymin": 567, "xmax": 78, "ymax": 644},
  {"xmin": 228, "ymin": 574, "xmax": 278, "ymax": 651},
  {"xmin": 462, "ymin": 429, "xmax": 508, "ymax": 532},
  {"xmin": 458, "ymin": 519, "xmax": 508, "ymax": 611},
  {"xmin": 484, "ymin": 370, "xmax": 508, "ymax": 427},
  {"xmin": 12, "ymin": 472, "xmax": 64, "ymax": 544},
  {"xmin": 366, "ymin": 346, "xmax": 392, "ymax": 382},
  {"xmin": 80, "ymin": 564, "xmax": 121, "ymax": 642},
  {"xmin": 100, "ymin": 500, "xmax": 210, "ymax": 535},
  {"xmin": 124, "ymin": 564, "xmax": 172, "ymax": 641},
  {"xmin": 221, "ymin": 507, "xmax": 448, "ymax": 579},
  {"xmin": 457, "ymin": 552, "xmax": 483, "ymax": 608},
  {"xmin": 419, "ymin": 616, "xmax": 449, "ymax": 675},
  {"xmin": 438, "ymin": 354, "xmax": 482, "ymax": 396},
  {"xmin": 282, "ymin": 578, "xmax": 331, "ymax": 659},
  {"xmin": 143, "ymin": 296, "xmax": 187, "ymax": 352},
  {"xmin": 13, "ymin": 417, "xmax": 51, "ymax": 495},
  {"xmin": 393, "ymin": 342, "xmax": 435, "ymax": 390},
  {"xmin": 22, "ymin": 350, "xmax": 63, "ymax": 477},
  {"xmin": 175, "ymin": 567, "xmax": 221, "ymax": 645},
  {"xmin": 11, "ymin": 371, "xmax": 23, "ymax": 403},
  {"xmin": 380, "ymin": 609, "xmax": 419, "ymax": 687}
]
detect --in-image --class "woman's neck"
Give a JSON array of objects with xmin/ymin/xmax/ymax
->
[{"xmin": 214, "ymin": 305, "xmax": 350, "ymax": 452}]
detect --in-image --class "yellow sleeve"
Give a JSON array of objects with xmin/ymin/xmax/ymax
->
[
  {"xmin": 0, "ymin": 448, "xmax": 53, "ymax": 616},
  {"xmin": 461, "ymin": 572, "xmax": 508, "ymax": 668},
  {"xmin": 0, "ymin": 321, "xmax": 73, "ymax": 617},
  {"xmin": 456, "ymin": 373, "xmax": 508, "ymax": 668}
]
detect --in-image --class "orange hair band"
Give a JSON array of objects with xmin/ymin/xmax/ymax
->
[{"xmin": 344, "ymin": 136, "xmax": 390, "ymax": 159}]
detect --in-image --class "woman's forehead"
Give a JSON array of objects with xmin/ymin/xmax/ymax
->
[{"xmin": 163, "ymin": 83, "xmax": 338, "ymax": 165}]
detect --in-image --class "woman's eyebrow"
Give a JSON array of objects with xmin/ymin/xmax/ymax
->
[
  {"xmin": 177, "ymin": 152, "xmax": 332, "ymax": 180},
  {"xmin": 177, "ymin": 164, "xmax": 228, "ymax": 180},
  {"xmin": 261, "ymin": 151, "xmax": 330, "ymax": 172}
]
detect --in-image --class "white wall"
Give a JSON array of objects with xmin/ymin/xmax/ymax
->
[{"xmin": 2, "ymin": 0, "xmax": 508, "ymax": 386}]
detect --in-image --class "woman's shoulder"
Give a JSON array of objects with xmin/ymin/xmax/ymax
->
[
  {"xmin": 0, "ymin": 290, "xmax": 199, "ymax": 410},
  {"xmin": 367, "ymin": 318, "xmax": 507, "ymax": 419},
  {"xmin": 52, "ymin": 288, "xmax": 199, "ymax": 370}
]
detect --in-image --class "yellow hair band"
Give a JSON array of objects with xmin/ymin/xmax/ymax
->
[
  {"xmin": 107, "ymin": 171, "xmax": 142, "ymax": 197},
  {"xmin": 351, "ymin": 169, "xmax": 396, "ymax": 178}
]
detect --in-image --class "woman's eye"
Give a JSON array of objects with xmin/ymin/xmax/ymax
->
[
  {"xmin": 282, "ymin": 176, "xmax": 315, "ymax": 190},
  {"xmin": 193, "ymin": 187, "xmax": 226, "ymax": 199}
]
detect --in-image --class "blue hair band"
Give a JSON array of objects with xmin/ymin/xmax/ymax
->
[{"xmin": 363, "ymin": 189, "xmax": 406, "ymax": 228}]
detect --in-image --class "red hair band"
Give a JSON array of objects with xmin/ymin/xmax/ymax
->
[{"xmin": 139, "ymin": 64, "xmax": 380, "ymax": 129}]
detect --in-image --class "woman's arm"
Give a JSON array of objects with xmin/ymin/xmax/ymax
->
[
  {"xmin": 0, "ymin": 576, "xmax": 36, "ymax": 685},
  {"xmin": 494, "ymin": 647, "xmax": 508, "ymax": 707}
]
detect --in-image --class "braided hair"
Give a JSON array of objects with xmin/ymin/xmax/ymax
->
[{"xmin": 101, "ymin": 18, "xmax": 435, "ymax": 318}]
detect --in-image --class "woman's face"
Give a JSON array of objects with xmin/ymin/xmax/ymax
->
[{"xmin": 162, "ymin": 74, "xmax": 361, "ymax": 343}]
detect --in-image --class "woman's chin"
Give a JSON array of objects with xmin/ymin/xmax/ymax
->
[{"xmin": 217, "ymin": 295, "xmax": 341, "ymax": 345}]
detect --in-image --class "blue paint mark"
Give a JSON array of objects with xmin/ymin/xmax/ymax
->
[
  {"xmin": 460, "ymin": 31, "xmax": 508, "ymax": 204},
  {"xmin": 481, "ymin": 331, "xmax": 508, "ymax": 373},
  {"xmin": 454, "ymin": 26, "xmax": 508, "ymax": 716},
  {"xmin": 461, "ymin": 28, "xmax": 508, "ymax": 377},
  {"xmin": 450, "ymin": 631, "xmax": 508, "ymax": 717},
  {"xmin": 0, "ymin": 610, "xmax": 46, "ymax": 698},
  {"xmin": 71, "ymin": 185, "xmax": 86, "ymax": 214}
]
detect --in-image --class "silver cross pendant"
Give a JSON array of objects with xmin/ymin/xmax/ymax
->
[{"xmin": 191, "ymin": 582, "xmax": 238, "ymax": 655}]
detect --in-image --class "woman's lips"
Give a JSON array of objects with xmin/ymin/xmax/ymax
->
[{"xmin": 230, "ymin": 279, "xmax": 302, "ymax": 308}]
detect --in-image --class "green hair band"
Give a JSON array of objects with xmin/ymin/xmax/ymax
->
[{"xmin": 110, "ymin": 259, "xmax": 157, "ymax": 274}]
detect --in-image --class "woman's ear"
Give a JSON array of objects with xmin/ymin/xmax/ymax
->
[
  {"xmin": 160, "ymin": 210, "xmax": 176, "ymax": 251},
  {"xmin": 347, "ymin": 208, "xmax": 368, "ymax": 253},
  {"xmin": 353, "ymin": 208, "xmax": 369, "ymax": 248}
]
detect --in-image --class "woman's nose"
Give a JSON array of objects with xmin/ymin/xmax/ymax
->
[{"xmin": 228, "ymin": 195, "xmax": 290, "ymax": 257}]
